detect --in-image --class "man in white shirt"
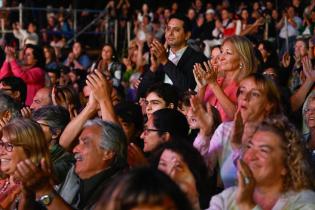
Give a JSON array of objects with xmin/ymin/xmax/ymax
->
[{"xmin": 139, "ymin": 14, "xmax": 207, "ymax": 93}]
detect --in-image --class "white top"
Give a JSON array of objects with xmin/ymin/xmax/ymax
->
[
  {"xmin": 207, "ymin": 187, "xmax": 315, "ymax": 210},
  {"xmin": 164, "ymin": 46, "xmax": 188, "ymax": 84}
]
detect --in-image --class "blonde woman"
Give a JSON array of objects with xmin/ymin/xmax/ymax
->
[
  {"xmin": 0, "ymin": 118, "xmax": 52, "ymax": 209},
  {"xmin": 194, "ymin": 35, "xmax": 257, "ymax": 122}
]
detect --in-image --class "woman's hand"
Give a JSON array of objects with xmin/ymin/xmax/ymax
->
[
  {"xmin": 14, "ymin": 158, "xmax": 53, "ymax": 192},
  {"xmin": 4, "ymin": 46, "xmax": 15, "ymax": 62},
  {"xmin": 168, "ymin": 157, "xmax": 200, "ymax": 209},
  {"xmin": 281, "ymin": 52, "xmax": 291, "ymax": 68},
  {"xmin": 231, "ymin": 110, "xmax": 244, "ymax": 149},
  {"xmin": 86, "ymin": 70, "xmax": 112, "ymax": 103},
  {"xmin": 193, "ymin": 63, "xmax": 207, "ymax": 89},
  {"xmin": 302, "ymin": 56, "xmax": 315, "ymax": 83},
  {"xmin": 203, "ymin": 61, "xmax": 218, "ymax": 86},
  {"xmin": 20, "ymin": 107, "xmax": 32, "ymax": 118},
  {"xmin": 236, "ymin": 159, "xmax": 256, "ymax": 210},
  {"xmin": 127, "ymin": 143, "xmax": 148, "ymax": 168},
  {"xmin": 190, "ymin": 95, "xmax": 214, "ymax": 136}
]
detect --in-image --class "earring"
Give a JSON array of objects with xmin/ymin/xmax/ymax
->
[{"xmin": 240, "ymin": 63, "xmax": 244, "ymax": 69}]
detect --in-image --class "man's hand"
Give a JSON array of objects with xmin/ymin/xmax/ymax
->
[
  {"xmin": 150, "ymin": 39, "xmax": 168, "ymax": 65},
  {"xmin": 20, "ymin": 107, "xmax": 32, "ymax": 118},
  {"xmin": 302, "ymin": 56, "xmax": 315, "ymax": 83},
  {"xmin": 86, "ymin": 70, "xmax": 112, "ymax": 103}
]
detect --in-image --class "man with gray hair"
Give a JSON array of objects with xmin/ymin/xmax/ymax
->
[{"xmin": 15, "ymin": 118, "xmax": 127, "ymax": 210}]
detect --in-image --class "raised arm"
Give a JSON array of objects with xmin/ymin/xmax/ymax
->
[
  {"xmin": 86, "ymin": 70, "xmax": 119, "ymax": 124},
  {"xmin": 59, "ymin": 92, "xmax": 98, "ymax": 150},
  {"xmin": 202, "ymin": 61, "xmax": 237, "ymax": 120},
  {"xmin": 0, "ymin": 46, "xmax": 16, "ymax": 79},
  {"xmin": 10, "ymin": 60, "xmax": 45, "ymax": 83},
  {"xmin": 290, "ymin": 56, "xmax": 315, "ymax": 111}
]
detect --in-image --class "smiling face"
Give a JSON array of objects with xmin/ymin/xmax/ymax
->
[
  {"xmin": 210, "ymin": 47, "xmax": 221, "ymax": 71},
  {"xmin": 73, "ymin": 125, "xmax": 108, "ymax": 179},
  {"xmin": 140, "ymin": 117, "xmax": 165, "ymax": 152},
  {"xmin": 0, "ymin": 133, "xmax": 27, "ymax": 175},
  {"xmin": 305, "ymin": 99, "xmax": 315, "ymax": 129},
  {"xmin": 237, "ymin": 77, "xmax": 271, "ymax": 123},
  {"xmin": 243, "ymin": 130, "xmax": 287, "ymax": 187},
  {"xmin": 218, "ymin": 41, "xmax": 242, "ymax": 73}
]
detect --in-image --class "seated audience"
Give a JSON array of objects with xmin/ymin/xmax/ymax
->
[
  {"xmin": 15, "ymin": 118, "xmax": 127, "ymax": 210},
  {"xmin": 194, "ymin": 73, "xmax": 282, "ymax": 188},
  {"xmin": 208, "ymin": 115, "xmax": 315, "ymax": 209}
]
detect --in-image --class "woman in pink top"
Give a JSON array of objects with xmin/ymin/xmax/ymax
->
[
  {"xmin": 0, "ymin": 44, "xmax": 45, "ymax": 105},
  {"xmin": 194, "ymin": 36, "xmax": 257, "ymax": 121}
]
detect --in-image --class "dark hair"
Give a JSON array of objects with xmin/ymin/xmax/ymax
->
[
  {"xmin": 0, "ymin": 92, "xmax": 21, "ymax": 119},
  {"xmin": 55, "ymin": 85, "xmax": 81, "ymax": 111},
  {"xmin": 152, "ymin": 109, "xmax": 189, "ymax": 139},
  {"xmin": 94, "ymin": 167, "xmax": 193, "ymax": 210},
  {"xmin": 257, "ymin": 40, "xmax": 280, "ymax": 70},
  {"xmin": 24, "ymin": 44, "xmax": 45, "ymax": 69},
  {"xmin": 46, "ymin": 68, "xmax": 61, "ymax": 78},
  {"xmin": 169, "ymin": 14, "xmax": 192, "ymax": 32},
  {"xmin": 43, "ymin": 45, "xmax": 57, "ymax": 62},
  {"xmin": 102, "ymin": 43, "xmax": 118, "ymax": 62},
  {"xmin": 151, "ymin": 141, "xmax": 212, "ymax": 209},
  {"xmin": 0, "ymin": 76, "xmax": 27, "ymax": 104},
  {"xmin": 179, "ymin": 89, "xmax": 196, "ymax": 108},
  {"xmin": 146, "ymin": 83, "xmax": 179, "ymax": 109},
  {"xmin": 32, "ymin": 105, "xmax": 70, "ymax": 131},
  {"xmin": 114, "ymin": 102, "xmax": 143, "ymax": 132}
]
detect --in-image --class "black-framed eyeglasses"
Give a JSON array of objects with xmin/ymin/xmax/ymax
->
[
  {"xmin": 143, "ymin": 127, "xmax": 164, "ymax": 135},
  {"xmin": 0, "ymin": 140, "xmax": 14, "ymax": 152}
]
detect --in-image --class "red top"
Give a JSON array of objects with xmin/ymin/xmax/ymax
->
[
  {"xmin": 203, "ymin": 77, "xmax": 238, "ymax": 122},
  {"xmin": 0, "ymin": 60, "xmax": 45, "ymax": 106},
  {"xmin": 0, "ymin": 178, "xmax": 21, "ymax": 209}
]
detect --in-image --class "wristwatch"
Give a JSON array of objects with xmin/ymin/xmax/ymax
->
[{"xmin": 38, "ymin": 190, "xmax": 56, "ymax": 206}]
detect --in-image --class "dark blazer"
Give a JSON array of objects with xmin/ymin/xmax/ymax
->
[{"xmin": 138, "ymin": 46, "xmax": 207, "ymax": 97}]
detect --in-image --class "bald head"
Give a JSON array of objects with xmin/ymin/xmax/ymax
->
[{"xmin": 30, "ymin": 87, "xmax": 52, "ymax": 110}]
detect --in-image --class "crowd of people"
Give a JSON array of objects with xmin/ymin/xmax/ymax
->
[{"xmin": 0, "ymin": 0, "xmax": 315, "ymax": 210}]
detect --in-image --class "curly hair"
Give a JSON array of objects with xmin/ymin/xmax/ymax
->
[{"xmin": 256, "ymin": 115, "xmax": 315, "ymax": 191}]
